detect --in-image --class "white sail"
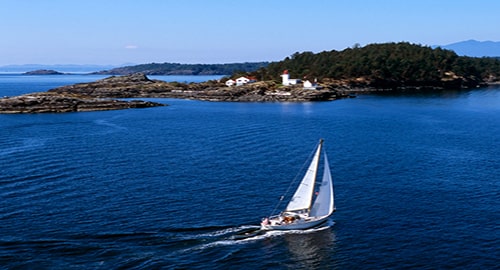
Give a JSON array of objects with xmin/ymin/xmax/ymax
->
[
  {"xmin": 260, "ymin": 139, "xmax": 336, "ymax": 231},
  {"xmin": 309, "ymin": 153, "xmax": 334, "ymax": 217},
  {"xmin": 285, "ymin": 141, "xmax": 322, "ymax": 212}
]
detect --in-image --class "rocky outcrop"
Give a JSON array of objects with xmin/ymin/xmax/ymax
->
[
  {"xmin": 50, "ymin": 73, "xmax": 348, "ymax": 102},
  {"xmin": 0, "ymin": 92, "xmax": 164, "ymax": 114},
  {"xmin": 177, "ymin": 81, "xmax": 342, "ymax": 102},
  {"xmin": 50, "ymin": 73, "xmax": 178, "ymax": 98}
]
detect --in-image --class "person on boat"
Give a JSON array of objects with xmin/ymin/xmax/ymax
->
[
  {"xmin": 283, "ymin": 216, "xmax": 295, "ymax": 224},
  {"xmin": 261, "ymin": 217, "xmax": 269, "ymax": 226}
]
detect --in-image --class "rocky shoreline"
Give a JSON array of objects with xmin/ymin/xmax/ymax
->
[
  {"xmin": 49, "ymin": 73, "xmax": 349, "ymax": 102},
  {"xmin": 3, "ymin": 72, "xmax": 489, "ymax": 114},
  {"xmin": 0, "ymin": 73, "xmax": 349, "ymax": 113},
  {"xmin": 0, "ymin": 92, "xmax": 164, "ymax": 114}
]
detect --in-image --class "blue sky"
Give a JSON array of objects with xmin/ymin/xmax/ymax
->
[{"xmin": 1, "ymin": 0, "xmax": 499, "ymax": 65}]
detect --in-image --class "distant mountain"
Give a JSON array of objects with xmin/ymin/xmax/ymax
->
[
  {"xmin": 438, "ymin": 40, "xmax": 500, "ymax": 57},
  {"xmin": 0, "ymin": 64, "xmax": 122, "ymax": 73}
]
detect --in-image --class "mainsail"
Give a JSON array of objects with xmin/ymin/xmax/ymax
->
[
  {"xmin": 309, "ymin": 153, "xmax": 335, "ymax": 217},
  {"xmin": 285, "ymin": 141, "xmax": 322, "ymax": 212}
]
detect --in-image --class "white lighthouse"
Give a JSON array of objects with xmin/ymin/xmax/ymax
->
[
  {"xmin": 280, "ymin": 70, "xmax": 300, "ymax": 86},
  {"xmin": 280, "ymin": 70, "xmax": 290, "ymax": 86}
]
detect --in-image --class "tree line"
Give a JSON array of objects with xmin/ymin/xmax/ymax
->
[
  {"xmin": 249, "ymin": 42, "xmax": 500, "ymax": 88},
  {"xmin": 95, "ymin": 62, "xmax": 269, "ymax": 75}
]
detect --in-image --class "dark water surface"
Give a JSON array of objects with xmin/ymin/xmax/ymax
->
[{"xmin": 1, "ymin": 75, "xmax": 499, "ymax": 269}]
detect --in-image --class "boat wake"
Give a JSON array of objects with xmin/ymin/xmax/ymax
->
[
  {"xmin": 179, "ymin": 220, "xmax": 335, "ymax": 252},
  {"xmin": 235, "ymin": 219, "xmax": 335, "ymax": 241}
]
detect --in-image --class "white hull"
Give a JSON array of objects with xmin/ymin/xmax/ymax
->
[{"xmin": 261, "ymin": 214, "xmax": 331, "ymax": 231}]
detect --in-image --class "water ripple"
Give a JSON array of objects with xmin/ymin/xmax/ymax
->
[{"xmin": 1, "ymin": 89, "xmax": 499, "ymax": 269}]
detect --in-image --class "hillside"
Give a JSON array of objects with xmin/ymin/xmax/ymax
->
[
  {"xmin": 93, "ymin": 62, "xmax": 269, "ymax": 75},
  {"xmin": 250, "ymin": 42, "xmax": 500, "ymax": 90}
]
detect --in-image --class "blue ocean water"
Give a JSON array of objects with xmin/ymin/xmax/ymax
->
[{"xmin": 0, "ymin": 75, "xmax": 499, "ymax": 269}]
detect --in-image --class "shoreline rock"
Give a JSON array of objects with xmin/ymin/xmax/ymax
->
[
  {"xmin": 0, "ymin": 92, "xmax": 164, "ymax": 114},
  {"xmin": 5, "ymin": 72, "xmax": 493, "ymax": 114}
]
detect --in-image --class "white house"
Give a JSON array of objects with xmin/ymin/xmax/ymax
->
[
  {"xmin": 225, "ymin": 79, "xmax": 235, "ymax": 87},
  {"xmin": 303, "ymin": 80, "xmax": 313, "ymax": 89},
  {"xmin": 235, "ymin": 76, "xmax": 251, "ymax": 86},
  {"xmin": 280, "ymin": 70, "xmax": 300, "ymax": 86},
  {"xmin": 226, "ymin": 76, "xmax": 257, "ymax": 87},
  {"xmin": 303, "ymin": 79, "xmax": 318, "ymax": 90}
]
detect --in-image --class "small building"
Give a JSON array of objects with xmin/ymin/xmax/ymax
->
[
  {"xmin": 303, "ymin": 80, "xmax": 313, "ymax": 89},
  {"xmin": 225, "ymin": 79, "xmax": 235, "ymax": 87},
  {"xmin": 226, "ymin": 76, "xmax": 257, "ymax": 87},
  {"xmin": 236, "ymin": 77, "xmax": 250, "ymax": 86},
  {"xmin": 303, "ymin": 79, "xmax": 318, "ymax": 90},
  {"xmin": 280, "ymin": 70, "xmax": 301, "ymax": 86}
]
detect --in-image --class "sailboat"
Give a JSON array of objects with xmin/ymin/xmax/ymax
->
[{"xmin": 260, "ymin": 139, "xmax": 335, "ymax": 230}]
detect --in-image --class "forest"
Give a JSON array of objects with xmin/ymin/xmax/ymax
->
[{"xmin": 249, "ymin": 42, "xmax": 500, "ymax": 89}]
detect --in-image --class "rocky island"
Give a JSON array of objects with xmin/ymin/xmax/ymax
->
[
  {"xmin": 23, "ymin": 69, "xmax": 65, "ymax": 75},
  {"xmin": 49, "ymin": 73, "xmax": 346, "ymax": 102},
  {"xmin": 0, "ymin": 73, "xmax": 344, "ymax": 113}
]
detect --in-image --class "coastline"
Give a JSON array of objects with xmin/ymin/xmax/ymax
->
[
  {"xmin": 0, "ymin": 73, "xmax": 349, "ymax": 114},
  {"xmin": 1, "ymin": 73, "xmax": 498, "ymax": 114}
]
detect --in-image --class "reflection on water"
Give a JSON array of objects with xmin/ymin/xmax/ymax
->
[{"xmin": 283, "ymin": 223, "xmax": 337, "ymax": 268}]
